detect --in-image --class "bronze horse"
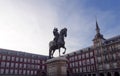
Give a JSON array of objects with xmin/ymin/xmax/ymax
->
[{"xmin": 49, "ymin": 28, "xmax": 67, "ymax": 59}]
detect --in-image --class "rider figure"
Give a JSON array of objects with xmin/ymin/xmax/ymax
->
[{"xmin": 53, "ymin": 28, "xmax": 59, "ymax": 45}]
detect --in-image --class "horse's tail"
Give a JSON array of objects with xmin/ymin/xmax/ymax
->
[
  {"xmin": 49, "ymin": 41, "xmax": 56, "ymax": 48},
  {"xmin": 49, "ymin": 48, "xmax": 51, "ymax": 59},
  {"xmin": 49, "ymin": 41, "xmax": 56, "ymax": 59},
  {"xmin": 49, "ymin": 41, "xmax": 53, "ymax": 59}
]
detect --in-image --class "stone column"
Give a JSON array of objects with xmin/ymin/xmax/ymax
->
[{"xmin": 46, "ymin": 57, "xmax": 68, "ymax": 76}]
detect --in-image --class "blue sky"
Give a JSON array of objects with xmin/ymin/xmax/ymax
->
[{"xmin": 0, "ymin": 0, "xmax": 119, "ymax": 56}]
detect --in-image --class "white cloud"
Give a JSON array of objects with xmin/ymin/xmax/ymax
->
[{"xmin": 0, "ymin": 0, "xmax": 58, "ymax": 55}]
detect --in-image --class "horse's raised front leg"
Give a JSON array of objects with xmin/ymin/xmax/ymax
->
[
  {"xmin": 52, "ymin": 50, "xmax": 55, "ymax": 58},
  {"xmin": 51, "ymin": 51, "xmax": 53, "ymax": 58},
  {"xmin": 59, "ymin": 48, "xmax": 61, "ymax": 57},
  {"xmin": 49, "ymin": 49, "xmax": 51, "ymax": 59},
  {"xmin": 62, "ymin": 46, "xmax": 66, "ymax": 54}
]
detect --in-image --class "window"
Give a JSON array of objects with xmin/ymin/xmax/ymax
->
[
  {"xmin": 15, "ymin": 63, "xmax": 18, "ymax": 68},
  {"xmin": 109, "ymin": 54, "xmax": 113, "ymax": 60},
  {"xmin": 6, "ymin": 62, "xmax": 10, "ymax": 67},
  {"xmin": 19, "ymin": 64, "xmax": 22, "ymax": 68},
  {"xmin": 32, "ymin": 59, "xmax": 34, "ymax": 63},
  {"xmin": 118, "ymin": 52, "xmax": 120, "ymax": 58},
  {"xmin": 78, "ymin": 55, "xmax": 81, "ymax": 59},
  {"xmin": 69, "ymin": 58, "xmax": 71, "ymax": 61},
  {"xmin": 24, "ymin": 58, "xmax": 27, "ymax": 62},
  {"xmin": 73, "ymin": 69, "xmax": 75, "ymax": 73},
  {"xmin": 37, "ymin": 65, "xmax": 40, "ymax": 69},
  {"xmin": 38, "ymin": 60, "xmax": 40, "ymax": 63},
  {"xmin": 76, "ymin": 68, "xmax": 78, "ymax": 73},
  {"xmin": 75, "ymin": 62, "xmax": 78, "ymax": 67},
  {"xmin": 72, "ymin": 57, "xmax": 74, "ymax": 61},
  {"xmin": 20, "ymin": 58, "xmax": 23, "ymax": 62},
  {"xmin": 7, "ymin": 56, "xmax": 11, "ymax": 61},
  {"xmin": 42, "ymin": 60, "xmax": 45, "ymax": 64},
  {"xmin": 15, "ymin": 69, "xmax": 18, "ymax": 74},
  {"xmin": 27, "ymin": 70, "xmax": 30, "ymax": 75},
  {"xmin": 2, "ymin": 56, "xmax": 6, "ymax": 60},
  {"xmin": 34, "ymin": 71, "xmax": 37, "ymax": 75},
  {"xmin": 10, "ymin": 69, "xmax": 14, "ymax": 74},
  {"xmin": 118, "ymin": 44, "xmax": 120, "ymax": 49},
  {"xmin": 82, "ymin": 60, "xmax": 86, "ymax": 65},
  {"xmin": 113, "ymin": 62, "xmax": 117, "ymax": 68},
  {"xmin": 83, "ymin": 67, "xmax": 86, "ymax": 72},
  {"xmin": 106, "ymin": 55, "xmax": 109, "ymax": 61},
  {"xmin": 35, "ymin": 60, "xmax": 38, "ymax": 63},
  {"xmin": 23, "ymin": 70, "xmax": 26, "ymax": 75},
  {"xmin": 97, "ymin": 50, "xmax": 100, "ymax": 55},
  {"xmin": 27, "ymin": 64, "xmax": 30, "ymax": 69},
  {"xmin": 19, "ymin": 70, "xmax": 22, "ymax": 75},
  {"xmin": 79, "ymin": 67, "xmax": 82, "ymax": 72},
  {"xmin": 91, "ymin": 58, "xmax": 94, "ymax": 64},
  {"xmin": 0, "ymin": 54, "xmax": 1, "ymax": 59},
  {"xmin": 113, "ymin": 53, "xmax": 116, "ymax": 60},
  {"xmin": 66, "ymin": 64, "xmax": 68, "ymax": 67},
  {"xmin": 72, "ymin": 62, "xmax": 75, "ymax": 67},
  {"xmin": 82, "ymin": 54, "xmax": 85, "ymax": 59},
  {"xmin": 0, "ymin": 69, "xmax": 4, "ymax": 74},
  {"xmin": 79, "ymin": 61, "xmax": 82, "ymax": 66},
  {"xmin": 11, "ymin": 63, "xmax": 14, "ymax": 68},
  {"xmin": 1, "ymin": 62, "xmax": 5, "ymax": 67},
  {"xmin": 86, "ymin": 53, "xmax": 89, "ymax": 58},
  {"xmin": 5, "ymin": 69, "xmax": 9, "ymax": 74},
  {"xmin": 12, "ymin": 57, "xmax": 15, "ymax": 61},
  {"xmin": 97, "ymin": 57, "xmax": 101, "ymax": 63},
  {"xmin": 87, "ymin": 66, "xmax": 90, "ymax": 72},
  {"xmin": 28, "ymin": 59, "xmax": 30, "ymax": 63},
  {"xmin": 105, "ymin": 64, "xmax": 110, "ymax": 69},
  {"xmin": 90, "ymin": 66, "xmax": 93, "ymax": 71},
  {"xmin": 70, "ymin": 63, "xmax": 72, "ymax": 68},
  {"xmin": 23, "ymin": 64, "xmax": 26, "ymax": 68},
  {"xmin": 86, "ymin": 59, "xmax": 90, "ymax": 65},
  {"xmin": 42, "ymin": 65, "xmax": 45, "ymax": 70},
  {"xmin": 75, "ymin": 56, "xmax": 77, "ymax": 60},
  {"xmin": 16, "ymin": 57, "xmax": 19, "ymax": 62},
  {"xmin": 90, "ymin": 52, "xmax": 93, "ymax": 57},
  {"xmin": 31, "ymin": 64, "xmax": 34, "ymax": 69},
  {"xmin": 98, "ymin": 65, "xmax": 102, "ymax": 70},
  {"xmin": 31, "ymin": 71, "xmax": 33, "ymax": 75},
  {"xmin": 34, "ymin": 65, "xmax": 37, "ymax": 69}
]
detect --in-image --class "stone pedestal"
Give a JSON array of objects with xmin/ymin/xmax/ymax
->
[{"xmin": 46, "ymin": 57, "xmax": 68, "ymax": 76}]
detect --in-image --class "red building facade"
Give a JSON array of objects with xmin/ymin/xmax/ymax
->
[
  {"xmin": 0, "ymin": 49, "xmax": 48, "ymax": 76},
  {"xmin": 66, "ymin": 46, "xmax": 96, "ymax": 76}
]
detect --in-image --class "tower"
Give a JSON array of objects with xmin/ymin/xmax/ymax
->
[
  {"xmin": 93, "ymin": 20, "xmax": 106, "ymax": 71},
  {"xmin": 93, "ymin": 20, "xmax": 105, "ymax": 47}
]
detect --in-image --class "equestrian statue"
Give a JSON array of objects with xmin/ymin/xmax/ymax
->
[{"xmin": 49, "ymin": 27, "xmax": 67, "ymax": 59}]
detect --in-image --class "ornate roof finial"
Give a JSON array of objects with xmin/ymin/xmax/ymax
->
[{"xmin": 95, "ymin": 17, "xmax": 100, "ymax": 34}]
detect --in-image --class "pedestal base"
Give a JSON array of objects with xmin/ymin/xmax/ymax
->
[{"xmin": 46, "ymin": 57, "xmax": 68, "ymax": 76}]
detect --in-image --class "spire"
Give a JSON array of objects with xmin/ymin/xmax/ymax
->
[
  {"xmin": 96, "ymin": 19, "xmax": 100, "ymax": 34},
  {"xmin": 93, "ymin": 19, "xmax": 105, "ymax": 41}
]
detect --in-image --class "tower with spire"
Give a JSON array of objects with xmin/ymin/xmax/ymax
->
[
  {"xmin": 93, "ymin": 20, "xmax": 106, "ymax": 70},
  {"xmin": 93, "ymin": 20, "xmax": 105, "ymax": 48}
]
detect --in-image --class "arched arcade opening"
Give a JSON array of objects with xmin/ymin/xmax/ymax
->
[
  {"xmin": 99, "ymin": 73, "xmax": 104, "ymax": 76},
  {"xmin": 114, "ymin": 72, "xmax": 119, "ymax": 76},
  {"xmin": 107, "ymin": 72, "xmax": 111, "ymax": 76}
]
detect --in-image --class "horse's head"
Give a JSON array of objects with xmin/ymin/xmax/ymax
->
[
  {"xmin": 60, "ymin": 28, "xmax": 67, "ymax": 37},
  {"xmin": 63, "ymin": 28, "xmax": 67, "ymax": 37}
]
